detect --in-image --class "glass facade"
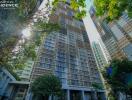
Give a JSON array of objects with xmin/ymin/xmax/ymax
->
[
  {"xmin": 92, "ymin": 42, "xmax": 107, "ymax": 68},
  {"xmin": 123, "ymin": 44, "xmax": 132, "ymax": 61}
]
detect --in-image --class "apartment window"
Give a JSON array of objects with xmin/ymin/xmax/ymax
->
[
  {"xmin": 72, "ymin": 74, "xmax": 78, "ymax": 79},
  {"xmin": 39, "ymin": 63, "xmax": 51, "ymax": 68},
  {"xmin": 60, "ymin": 17, "xmax": 65, "ymax": 26},
  {"xmin": 61, "ymin": 78, "xmax": 66, "ymax": 84},
  {"xmin": 67, "ymin": 11, "xmax": 73, "ymax": 17},
  {"xmin": 17, "ymin": 94, "xmax": 23, "ymax": 97},
  {"xmin": 19, "ymin": 88, "xmax": 25, "ymax": 92},
  {"xmin": 55, "ymin": 72, "xmax": 66, "ymax": 78}
]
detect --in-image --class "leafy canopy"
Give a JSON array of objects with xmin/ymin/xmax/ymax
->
[
  {"xmin": 31, "ymin": 75, "xmax": 62, "ymax": 97},
  {"xmin": 102, "ymin": 59, "xmax": 132, "ymax": 93},
  {"xmin": 92, "ymin": 82, "xmax": 104, "ymax": 90},
  {"xmin": 94, "ymin": 0, "xmax": 132, "ymax": 20},
  {"xmin": 52, "ymin": 0, "xmax": 86, "ymax": 19},
  {"xmin": 0, "ymin": 0, "xmax": 86, "ymax": 80}
]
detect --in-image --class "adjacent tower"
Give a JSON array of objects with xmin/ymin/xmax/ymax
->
[
  {"xmin": 92, "ymin": 42, "xmax": 107, "ymax": 68},
  {"xmin": 89, "ymin": 6, "xmax": 132, "ymax": 61}
]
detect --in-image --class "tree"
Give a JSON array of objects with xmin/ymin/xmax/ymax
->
[
  {"xmin": 94, "ymin": 0, "xmax": 132, "ymax": 20},
  {"xmin": 0, "ymin": 2, "xmax": 61, "ymax": 80},
  {"xmin": 52, "ymin": 0, "xmax": 86, "ymax": 19},
  {"xmin": 31, "ymin": 75, "xmax": 62, "ymax": 100},
  {"xmin": 0, "ymin": 0, "xmax": 86, "ymax": 80},
  {"xmin": 0, "ymin": 35, "xmax": 18, "ymax": 68},
  {"xmin": 102, "ymin": 59, "xmax": 132, "ymax": 99},
  {"xmin": 92, "ymin": 82, "xmax": 104, "ymax": 90}
]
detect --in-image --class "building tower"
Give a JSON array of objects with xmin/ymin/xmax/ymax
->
[
  {"xmin": 92, "ymin": 42, "xmax": 107, "ymax": 68},
  {"xmin": 108, "ymin": 12, "xmax": 132, "ymax": 61},
  {"xmin": 89, "ymin": 6, "xmax": 132, "ymax": 60},
  {"xmin": 31, "ymin": 2, "xmax": 106, "ymax": 100},
  {"xmin": 98, "ymin": 39, "xmax": 111, "ymax": 63}
]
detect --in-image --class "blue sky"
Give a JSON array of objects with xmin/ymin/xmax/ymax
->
[{"xmin": 85, "ymin": 0, "xmax": 94, "ymax": 10}]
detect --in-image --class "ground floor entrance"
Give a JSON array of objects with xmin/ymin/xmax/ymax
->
[
  {"xmin": 26, "ymin": 89, "xmax": 106, "ymax": 100},
  {"xmin": 55, "ymin": 89, "xmax": 106, "ymax": 100}
]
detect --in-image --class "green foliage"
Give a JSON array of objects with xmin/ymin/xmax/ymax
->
[
  {"xmin": 71, "ymin": 0, "xmax": 79, "ymax": 10},
  {"xmin": 29, "ymin": 0, "xmax": 37, "ymax": 12},
  {"xmin": 0, "ymin": 0, "xmax": 60, "ymax": 81},
  {"xmin": 32, "ymin": 21, "xmax": 60, "ymax": 47},
  {"xmin": 94, "ymin": 0, "xmax": 132, "ymax": 20},
  {"xmin": 17, "ymin": 0, "xmax": 37, "ymax": 18},
  {"xmin": 33, "ymin": 21, "xmax": 60, "ymax": 32},
  {"xmin": 102, "ymin": 59, "xmax": 132, "ymax": 95},
  {"xmin": 0, "ymin": 35, "xmax": 18, "ymax": 67},
  {"xmin": 0, "ymin": 34, "xmax": 21, "ymax": 79},
  {"xmin": 0, "ymin": 68, "xmax": 20, "ymax": 81},
  {"xmin": 8, "ymin": 68, "xmax": 21, "ymax": 81},
  {"xmin": 24, "ymin": 43, "xmax": 36, "ymax": 60},
  {"xmin": 75, "ymin": 10, "xmax": 86, "ymax": 20},
  {"xmin": 0, "ymin": 33, "xmax": 36, "ymax": 78},
  {"xmin": 0, "ymin": 8, "xmax": 60, "ymax": 81},
  {"xmin": 31, "ymin": 75, "xmax": 62, "ymax": 98},
  {"xmin": 52, "ymin": 0, "xmax": 86, "ymax": 19},
  {"xmin": 10, "ymin": 56, "xmax": 26, "ymax": 70},
  {"xmin": 110, "ymin": 59, "xmax": 132, "ymax": 81},
  {"xmin": 108, "ymin": 93, "xmax": 116, "ymax": 100},
  {"xmin": 52, "ymin": 0, "xmax": 65, "ymax": 7},
  {"xmin": 94, "ymin": 0, "xmax": 108, "ymax": 16},
  {"xmin": 92, "ymin": 82, "xmax": 104, "ymax": 90},
  {"xmin": 34, "ymin": 33, "xmax": 42, "ymax": 46}
]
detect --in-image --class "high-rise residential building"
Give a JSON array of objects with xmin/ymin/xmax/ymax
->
[
  {"xmin": 98, "ymin": 39, "xmax": 111, "ymax": 63},
  {"xmin": 100, "ymin": 20, "xmax": 124, "ymax": 60},
  {"xmin": 16, "ymin": 59, "xmax": 34, "ymax": 81},
  {"xmin": 0, "ymin": 68, "xmax": 29, "ymax": 100},
  {"xmin": 89, "ymin": 6, "xmax": 111, "ymax": 63},
  {"xmin": 92, "ymin": 42, "xmax": 107, "ymax": 68},
  {"xmin": 108, "ymin": 12, "xmax": 132, "ymax": 61},
  {"xmin": 0, "ymin": 68, "xmax": 16, "ymax": 99},
  {"xmin": 89, "ymin": 6, "xmax": 132, "ymax": 61},
  {"xmin": 31, "ymin": 2, "xmax": 106, "ymax": 100}
]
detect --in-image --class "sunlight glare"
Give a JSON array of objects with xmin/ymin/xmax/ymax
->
[{"xmin": 22, "ymin": 27, "xmax": 31, "ymax": 38}]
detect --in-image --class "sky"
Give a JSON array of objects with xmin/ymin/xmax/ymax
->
[
  {"xmin": 83, "ymin": 0, "xmax": 100, "ymax": 43},
  {"xmin": 83, "ymin": 14, "xmax": 100, "ymax": 43},
  {"xmin": 84, "ymin": 0, "xmax": 111, "ymax": 62}
]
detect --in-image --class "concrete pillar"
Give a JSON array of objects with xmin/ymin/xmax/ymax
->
[
  {"xmin": 25, "ymin": 90, "xmax": 33, "ymax": 100},
  {"xmin": 48, "ymin": 96, "xmax": 51, "ymax": 100},
  {"xmin": 118, "ymin": 92, "xmax": 126, "ymax": 100},
  {"xmin": 82, "ymin": 91, "xmax": 85, "ymax": 100},
  {"xmin": 67, "ymin": 89, "xmax": 70, "ymax": 100},
  {"xmin": 1, "ymin": 76, "xmax": 10, "ymax": 95},
  {"xmin": 100, "ymin": 92, "xmax": 107, "ymax": 100},
  {"xmin": 91, "ymin": 91, "xmax": 98, "ymax": 100}
]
